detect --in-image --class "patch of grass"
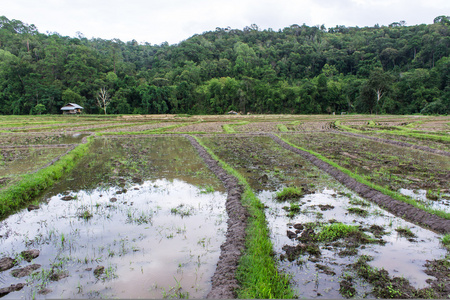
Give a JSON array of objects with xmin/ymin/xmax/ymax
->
[
  {"xmin": 78, "ymin": 210, "xmax": 93, "ymax": 220},
  {"xmin": 283, "ymin": 203, "xmax": 301, "ymax": 218},
  {"xmin": 316, "ymin": 223, "xmax": 360, "ymax": 242},
  {"xmin": 275, "ymin": 186, "xmax": 303, "ymax": 201},
  {"xmin": 194, "ymin": 136, "xmax": 294, "ymax": 299},
  {"xmin": 395, "ymin": 226, "xmax": 417, "ymax": 238},
  {"xmin": 347, "ymin": 207, "xmax": 369, "ymax": 217},
  {"xmin": 170, "ymin": 204, "xmax": 194, "ymax": 218},
  {"xmin": 0, "ymin": 137, "xmax": 93, "ymax": 219},
  {"xmin": 199, "ymin": 185, "xmax": 215, "ymax": 194},
  {"xmin": 277, "ymin": 124, "xmax": 289, "ymax": 132},
  {"xmin": 441, "ymin": 234, "xmax": 450, "ymax": 248},
  {"xmin": 426, "ymin": 189, "xmax": 440, "ymax": 201}
]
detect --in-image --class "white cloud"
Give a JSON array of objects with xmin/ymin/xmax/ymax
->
[{"xmin": 1, "ymin": 0, "xmax": 449, "ymax": 44}]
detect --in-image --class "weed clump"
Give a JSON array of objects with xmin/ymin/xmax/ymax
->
[
  {"xmin": 395, "ymin": 226, "xmax": 417, "ymax": 238},
  {"xmin": 316, "ymin": 223, "xmax": 360, "ymax": 242},
  {"xmin": 282, "ymin": 202, "xmax": 301, "ymax": 218},
  {"xmin": 276, "ymin": 186, "xmax": 303, "ymax": 201},
  {"xmin": 347, "ymin": 207, "xmax": 369, "ymax": 217},
  {"xmin": 441, "ymin": 234, "xmax": 450, "ymax": 248}
]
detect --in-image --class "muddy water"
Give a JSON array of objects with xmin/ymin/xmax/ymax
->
[
  {"xmin": 260, "ymin": 187, "xmax": 447, "ymax": 298},
  {"xmin": 0, "ymin": 136, "xmax": 227, "ymax": 299},
  {"xmin": 400, "ymin": 188, "xmax": 450, "ymax": 211}
]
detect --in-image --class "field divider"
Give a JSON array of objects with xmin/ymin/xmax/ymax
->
[
  {"xmin": 335, "ymin": 120, "xmax": 450, "ymax": 142},
  {"xmin": 0, "ymin": 135, "xmax": 94, "ymax": 220},
  {"xmin": 335, "ymin": 131, "xmax": 450, "ymax": 156},
  {"xmin": 269, "ymin": 133, "xmax": 450, "ymax": 233},
  {"xmin": 185, "ymin": 135, "xmax": 294, "ymax": 299}
]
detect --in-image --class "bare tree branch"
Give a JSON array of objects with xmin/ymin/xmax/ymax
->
[{"xmin": 96, "ymin": 87, "xmax": 110, "ymax": 115}]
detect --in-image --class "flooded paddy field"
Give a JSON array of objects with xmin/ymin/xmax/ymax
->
[
  {"xmin": 200, "ymin": 135, "xmax": 450, "ymax": 298},
  {"xmin": 281, "ymin": 132, "xmax": 450, "ymax": 213},
  {"xmin": 0, "ymin": 136, "xmax": 227, "ymax": 299},
  {"xmin": 1, "ymin": 114, "xmax": 449, "ymax": 299}
]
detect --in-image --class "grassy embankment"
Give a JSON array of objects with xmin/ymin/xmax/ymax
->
[
  {"xmin": 194, "ymin": 136, "xmax": 294, "ymax": 299},
  {"xmin": 275, "ymin": 134, "xmax": 450, "ymax": 221},
  {"xmin": 0, "ymin": 137, "xmax": 93, "ymax": 219}
]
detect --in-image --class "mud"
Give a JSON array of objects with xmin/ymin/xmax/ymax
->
[
  {"xmin": 338, "ymin": 131, "xmax": 450, "ymax": 157},
  {"xmin": 185, "ymin": 135, "xmax": 248, "ymax": 299},
  {"xmin": 0, "ymin": 283, "xmax": 25, "ymax": 297},
  {"xmin": 269, "ymin": 133, "xmax": 450, "ymax": 233}
]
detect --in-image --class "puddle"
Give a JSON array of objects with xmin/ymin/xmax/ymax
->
[
  {"xmin": 259, "ymin": 188, "xmax": 447, "ymax": 298},
  {"xmin": 399, "ymin": 188, "xmax": 450, "ymax": 211},
  {"xmin": 0, "ymin": 179, "xmax": 227, "ymax": 299}
]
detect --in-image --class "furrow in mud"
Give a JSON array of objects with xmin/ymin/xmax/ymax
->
[
  {"xmin": 268, "ymin": 133, "xmax": 450, "ymax": 234},
  {"xmin": 184, "ymin": 135, "xmax": 248, "ymax": 299},
  {"xmin": 338, "ymin": 131, "xmax": 450, "ymax": 157}
]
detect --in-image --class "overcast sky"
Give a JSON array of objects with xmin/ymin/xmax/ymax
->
[{"xmin": 1, "ymin": 0, "xmax": 449, "ymax": 45}]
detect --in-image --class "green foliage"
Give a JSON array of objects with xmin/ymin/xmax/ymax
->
[
  {"xmin": 1, "ymin": 15, "xmax": 450, "ymax": 115},
  {"xmin": 316, "ymin": 223, "xmax": 360, "ymax": 242},
  {"xmin": 275, "ymin": 186, "xmax": 303, "ymax": 201},
  {"xmin": 441, "ymin": 234, "xmax": 450, "ymax": 247},
  {"xmin": 283, "ymin": 202, "xmax": 301, "ymax": 218}
]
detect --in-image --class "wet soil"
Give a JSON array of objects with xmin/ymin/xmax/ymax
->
[
  {"xmin": 337, "ymin": 131, "xmax": 450, "ymax": 157},
  {"xmin": 0, "ymin": 147, "xmax": 72, "ymax": 177},
  {"xmin": 279, "ymin": 132, "xmax": 450, "ymax": 212},
  {"xmin": 270, "ymin": 133, "xmax": 450, "ymax": 233},
  {"xmin": 198, "ymin": 133, "xmax": 448, "ymax": 298},
  {"xmin": 185, "ymin": 135, "xmax": 248, "ymax": 299}
]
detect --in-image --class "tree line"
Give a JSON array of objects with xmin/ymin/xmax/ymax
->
[{"xmin": 0, "ymin": 15, "xmax": 449, "ymax": 115}]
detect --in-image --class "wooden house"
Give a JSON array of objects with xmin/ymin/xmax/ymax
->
[{"xmin": 61, "ymin": 103, "xmax": 83, "ymax": 114}]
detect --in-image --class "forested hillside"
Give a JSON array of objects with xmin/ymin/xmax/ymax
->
[{"xmin": 0, "ymin": 15, "xmax": 449, "ymax": 115}]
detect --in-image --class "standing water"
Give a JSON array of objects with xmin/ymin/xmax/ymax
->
[{"xmin": 0, "ymin": 137, "xmax": 227, "ymax": 299}]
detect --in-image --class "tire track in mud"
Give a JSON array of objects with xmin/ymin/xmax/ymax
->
[
  {"xmin": 184, "ymin": 135, "xmax": 248, "ymax": 299},
  {"xmin": 268, "ymin": 133, "xmax": 450, "ymax": 234},
  {"xmin": 337, "ymin": 131, "xmax": 450, "ymax": 157}
]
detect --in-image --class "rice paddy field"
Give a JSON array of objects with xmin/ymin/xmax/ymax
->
[{"xmin": 0, "ymin": 113, "xmax": 449, "ymax": 299}]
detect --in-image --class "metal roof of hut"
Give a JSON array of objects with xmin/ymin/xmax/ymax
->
[{"xmin": 61, "ymin": 103, "xmax": 83, "ymax": 111}]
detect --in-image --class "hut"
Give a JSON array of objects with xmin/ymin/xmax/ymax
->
[{"xmin": 61, "ymin": 103, "xmax": 83, "ymax": 114}]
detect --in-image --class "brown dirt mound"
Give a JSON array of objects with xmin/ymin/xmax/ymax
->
[
  {"xmin": 269, "ymin": 133, "xmax": 450, "ymax": 233},
  {"xmin": 184, "ymin": 135, "xmax": 248, "ymax": 299}
]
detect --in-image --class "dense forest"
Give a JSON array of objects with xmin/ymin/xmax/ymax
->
[{"xmin": 0, "ymin": 15, "xmax": 449, "ymax": 115}]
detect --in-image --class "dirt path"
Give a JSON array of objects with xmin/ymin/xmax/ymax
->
[
  {"xmin": 337, "ymin": 131, "xmax": 450, "ymax": 157},
  {"xmin": 269, "ymin": 133, "xmax": 450, "ymax": 234},
  {"xmin": 184, "ymin": 135, "xmax": 248, "ymax": 299}
]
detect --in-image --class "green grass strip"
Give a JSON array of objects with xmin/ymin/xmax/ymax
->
[
  {"xmin": 222, "ymin": 121, "xmax": 249, "ymax": 133},
  {"xmin": 193, "ymin": 136, "xmax": 294, "ymax": 299},
  {"xmin": 0, "ymin": 137, "xmax": 93, "ymax": 219},
  {"xmin": 276, "ymin": 134, "xmax": 450, "ymax": 220}
]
